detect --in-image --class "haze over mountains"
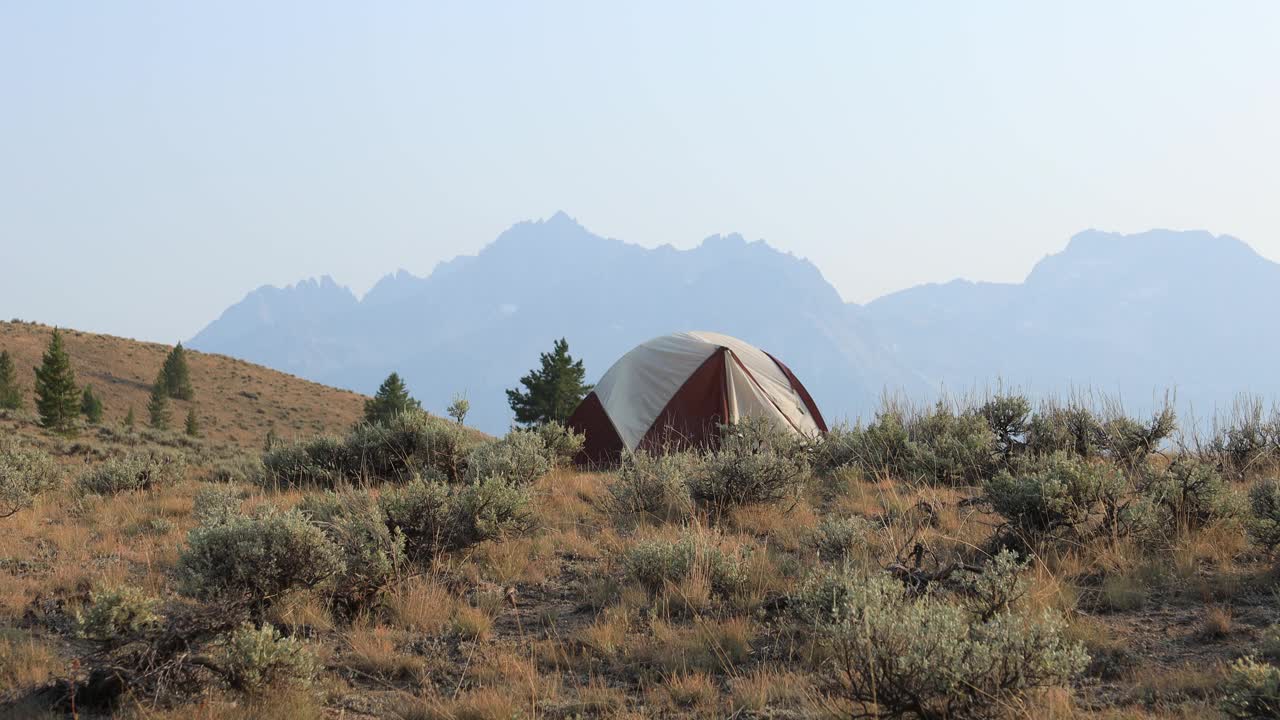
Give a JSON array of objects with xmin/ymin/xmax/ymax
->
[{"xmin": 189, "ymin": 213, "xmax": 1280, "ymax": 434}]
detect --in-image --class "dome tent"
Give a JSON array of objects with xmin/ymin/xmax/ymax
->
[{"xmin": 567, "ymin": 331, "xmax": 827, "ymax": 465}]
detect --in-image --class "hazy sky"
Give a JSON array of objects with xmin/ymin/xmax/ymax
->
[{"xmin": 3, "ymin": 2, "xmax": 1279, "ymax": 343}]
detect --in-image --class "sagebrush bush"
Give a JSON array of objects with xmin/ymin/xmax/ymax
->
[
  {"xmin": 178, "ymin": 509, "xmax": 345, "ymax": 611},
  {"xmin": 316, "ymin": 494, "xmax": 407, "ymax": 610},
  {"xmin": 448, "ymin": 475, "xmax": 537, "ymax": 548},
  {"xmin": 346, "ymin": 411, "xmax": 471, "ymax": 482},
  {"xmin": 0, "ymin": 439, "xmax": 61, "ymax": 517},
  {"xmin": 208, "ymin": 455, "xmax": 265, "ymax": 485},
  {"xmin": 536, "ymin": 421, "xmax": 586, "ymax": 466},
  {"xmin": 220, "ymin": 623, "xmax": 319, "ymax": 693},
  {"xmin": 688, "ymin": 418, "xmax": 808, "ymax": 518},
  {"xmin": 622, "ymin": 534, "xmax": 747, "ymax": 599},
  {"xmin": 979, "ymin": 394, "xmax": 1031, "ymax": 459},
  {"xmin": 77, "ymin": 450, "xmax": 188, "ymax": 495},
  {"xmin": 1142, "ymin": 458, "xmax": 1240, "ymax": 532},
  {"xmin": 260, "ymin": 411, "xmax": 474, "ymax": 489},
  {"xmin": 1222, "ymin": 656, "xmax": 1280, "ymax": 719},
  {"xmin": 1217, "ymin": 399, "xmax": 1280, "ymax": 478},
  {"xmin": 606, "ymin": 451, "xmax": 697, "ymax": 527},
  {"xmin": 192, "ymin": 484, "xmax": 243, "ymax": 527},
  {"xmin": 1026, "ymin": 403, "xmax": 1104, "ymax": 458},
  {"xmin": 260, "ymin": 436, "xmax": 348, "ymax": 489},
  {"xmin": 381, "ymin": 474, "xmax": 534, "ymax": 559},
  {"xmin": 1247, "ymin": 479, "xmax": 1280, "ymax": 552},
  {"xmin": 814, "ymin": 403, "xmax": 998, "ymax": 484},
  {"xmin": 75, "ymin": 586, "xmax": 163, "ymax": 642},
  {"xmin": 905, "ymin": 404, "xmax": 997, "ymax": 485},
  {"xmin": 379, "ymin": 476, "xmax": 452, "ymax": 560},
  {"xmin": 983, "ymin": 452, "xmax": 1127, "ymax": 544},
  {"xmin": 1100, "ymin": 405, "xmax": 1176, "ymax": 467},
  {"xmin": 790, "ymin": 568, "xmax": 1086, "ymax": 720},
  {"xmin": 807, "ymin": 516, "xmax": 874, "ymax": 562},
  {"xmin": 464, "ymin": 428, "xmax": 552, "ymax": 485}
]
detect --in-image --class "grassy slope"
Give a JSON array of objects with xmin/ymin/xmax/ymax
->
[{"xmin": 0, "ymin": 321, "xmax": 366, "ymax": 448}]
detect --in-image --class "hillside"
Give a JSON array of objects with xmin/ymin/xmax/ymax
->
[
  {"xmin": 190, "ymin": 217, "xmax": 1280, "ymax": 433},
  {"xmin": 0, "ymin": 320, "xmax": 366, "ymax": 448}
]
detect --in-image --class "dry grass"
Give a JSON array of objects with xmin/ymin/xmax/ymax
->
[
  {"xmin": 0, "ymin": 320, "xmax": 364, "ymax": 447},
  {"xmin": 387, "ymin": 576, "xmax": 457, "ymax": 635},
  {"xmin": 451, "ymin": 604, "xmax": 494, "ymax": 642},
  {"xmin": 0, "ymin": 629, "xmax": 60, "ymax": 692}
]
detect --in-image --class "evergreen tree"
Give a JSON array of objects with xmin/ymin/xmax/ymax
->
[
  {"xmin": 80, "ymin": 385, "xmax": 104, "ymax": 424},
  {"xmin": 0, "ymin": 350, "xmax": 22, "ymax": 410},
  {"xmin": 160, "ymin": 343, "xmax": 194, "ymax": 401},
  {"xmin": 147, "ymin": 375, "xmax": 171, "ymax": 430},
  {"xmin": 185, "ymin": 407, "xmax": 200, "ymax": 437},
  {"xmin": 363, "ymin": 372, "xmax": 421, "ymax": 425},
  {"xmin": 506, "ymin": 338, "xmax": 592, "ymax": 426},
  {"xmin": 124, "ymin": 406, "xmax": 136, "ymax": 431},
  {"xmin": 33, "ymin": 329, "xmax": 80, "ymax": 433}
]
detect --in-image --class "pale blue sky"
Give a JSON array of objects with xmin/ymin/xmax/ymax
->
[{"xmin": 3, "ymin": 2, "xmax": 1278, "ymax": 342}]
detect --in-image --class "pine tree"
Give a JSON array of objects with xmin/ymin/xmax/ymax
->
[
  {"xmin": 363, "ymin": 372, "xmax": 421, "ymax": 425},
  {"xmin": 0, "ymin": 350, "xmax": 22, "ymax": 410},
  {"xmin": 33, "ymin": 329, "xmax": 80, "ymax": 433},
  {"xmin": 184, "ymin": 407, "xmax": 200, "ymax": 437},
  {"xmin": 124, "ymin": 406, "xmax": 136, "ymax": 431},
  {"xmin": 160, "ymin": 343, "xmax": 194, "ymax": 401},
  {"xmin": 147, "ymin": 375, "xmax": 171, "ymax": 430},
  {"xmin": 80, "ymin": 385, "xmax": 104, "ymax": 424},
  {"xmin": 506, "ymin": 338, "xmax": 592, "ymax": 426}
]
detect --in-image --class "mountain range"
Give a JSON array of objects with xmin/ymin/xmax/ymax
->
[{"xmin": 189, "ymin": 213, "xmax": 1280, "ymax": 433}]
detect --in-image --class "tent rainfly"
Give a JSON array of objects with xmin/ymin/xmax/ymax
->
[{"xmin": 566, "ymin": 331, "xmax": 827, "ymax": 465}]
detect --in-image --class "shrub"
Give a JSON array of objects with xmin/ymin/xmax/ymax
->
[
  {"xmin": 622, "ymin": 534, "xmax": 748, "ymax": 599},
  {"xmin": 810, "ymin": 425, "xmax": 867, "ymax": 478},
  {"xmin": 790, "ymin": 568, "xmax": 1087, "ymax": 720},
  {"xmin": 1026, "ymin": 403, "xmax": 1104, "ymax": 458},
  {"xmin": 381, "ymin": 474, "xmax": 535, "ymax": 559},
  {"xmin": 905, "ymin": 404, "xmax": 997, "ymax": 485},
  {"xmin": 259, "ymin": 411, "xmax": 475, "ymax": 489},
  {"xmin": 1248, "ymin": 479, "xmax": 1280, "ymax": 552},
  {"xmin": 983, "ymin": 452, "xmax": 1127, "ymax": 544},
  {"xmin": 380, "ymin": 477, "xmax": 452, "ymax": 560},
  {"xmin": 1142, "ymin": 458, "xmax": 1240, "ymax": 532},
  {"xmin": 536, "ymin": 421, "xmax": 586, "ymax": 466},
  {"xmin": 220, "ymin": 623, "xmax": 319, "ymax": 693},
  {"xmin": 192, "ymin": 485, "xmax": 243, "ymax": 527},
  {"xmin": 688, "ymin": 418, "xmax": 808, "ymax": 518},
  {"xmin": 464, "ymin": 428, "xmax": 551, "ymax": 485},
  {"xmin": 807, "ymin": 516, "xmax": 874, "ymax": 562},
  {"xmin": 956, "ymin": 549, "xmax": 1029, "ymax": 620},
  {"xmin": 208, "ymin": 455, "xmax": 265, "ymax": 485},
  {"xmin": 178, "ymin": 509, "xmax": 345, "ymax": 612},
  {"xmin": 320, "ymin": 495, "xmax": 407, "ymax": 611},
  {"xmin": 979, "ymin": 394, "xmax": 1031, "ymax": 460},
  {"xmin": 1222, "ymin": 657, "xmax": 1280, "ymax": 719},
  {"xmin": 346, "ymin": 411, "xmax": 471, "ymax": 483},
  {"xmin": 606, "ymin": 451, "xmax": 697, "ymax": 527},
  {"xmin": 1218, "ymin": 399, "xmax": 1280, "ymax": 478},
  {"xmin": 448, "ymin": 475, "xmax": 537, "ymax": 548},
  {"xmin": 0, "ymin": 440, "xmax": 61, "ymax": 518},
  {"xmin": 1101, "ymin": 405, "xmax": 1176, "ymax": 467},
  {"xmin": 77, "ymin": 450, "xmax": 188, "ymax": 495},
  {"xmin": 75, "ymin": 586, "xmax": 163, "ymax": 642},
  {"xmin": 260, "ymin": 436, "xmax": 348, "ymax": 489}
]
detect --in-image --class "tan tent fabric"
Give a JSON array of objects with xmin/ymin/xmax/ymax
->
[{"xmin": 568, "ymin": 331, "xmax": 826, "ymax": 464}]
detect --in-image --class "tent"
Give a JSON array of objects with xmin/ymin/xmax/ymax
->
[{"xmin": 567, "ymin": 331, "xmax": 827, "ymax": 464}]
